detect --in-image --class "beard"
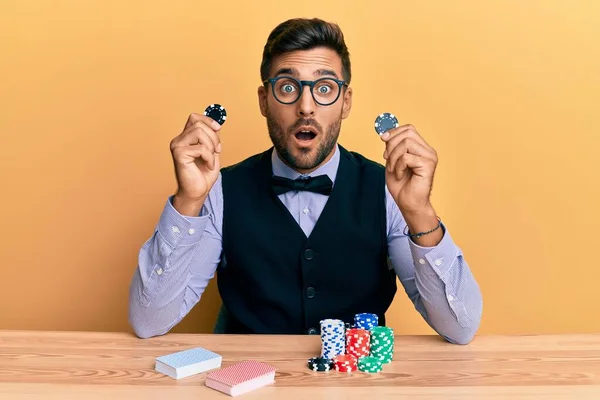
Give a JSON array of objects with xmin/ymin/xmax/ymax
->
[{"xmin": 266, "ymin": 109, "xmax": 342, "ymax": 171}]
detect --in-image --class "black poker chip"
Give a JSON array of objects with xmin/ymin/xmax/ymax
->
[
  {"xmin": 307, "ymin": 357, "xmax": 334, "ymax": 372},
  {"xmin": 204, "ymin": 104, "xmax": 227, "ymax": 126},
  {"xmin": 374, "ymin": 112, "xmax": 399, "ymax": 135}
]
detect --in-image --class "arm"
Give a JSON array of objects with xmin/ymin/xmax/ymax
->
[
  {"xmin": 386, "ymin": 186, "xmax": 483, "ymax": 344},
  {"xmin": 128, "ymin": 173, "xmax": 224, "ymax": 338}
]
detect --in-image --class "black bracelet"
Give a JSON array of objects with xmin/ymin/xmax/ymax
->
[{"xmin": 403, "ymin": 216, "xmax": 442, "ymax": 239}]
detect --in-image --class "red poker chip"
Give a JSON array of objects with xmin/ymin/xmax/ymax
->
[
  {"xmin": 335, "ymin": 364, "xmax": 358, "ymax": 372},
  {"xmin": 333, "ymin": 354, "xmax": 358, "ymax": 372},
  {"xmin": 346, "ymin": 328, "xmax": 371, "ymax": 358}
]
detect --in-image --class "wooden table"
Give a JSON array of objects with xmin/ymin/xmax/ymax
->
[{"xmin": 1, "ymin": 330, "xmax": 599, "ymax": 399}]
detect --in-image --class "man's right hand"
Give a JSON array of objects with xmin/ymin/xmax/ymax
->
[{"xmin": 169, "ymin": 113, "xmax": 223, "ymax": 216}]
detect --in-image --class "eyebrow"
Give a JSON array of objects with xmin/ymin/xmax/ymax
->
[{"xmin": 273, "ymin": 67, "xmax": 340, "ymax": 79}]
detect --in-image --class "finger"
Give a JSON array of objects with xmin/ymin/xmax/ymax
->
[
  {"xmin": 385, "ymin": 135, "xmax": 435, "ymax": 160},
  {"xmin": 195, "ymin": 144, "xmax": 217, "ymax": 170},
  {"xmin": 174, "ymin": 122, "xmax": 220, "ymax": 149},
  {"xmin": 381, "ymin": 124, "xmax": 411, "ymax": 141},
  {"xmin": 383, "ymin": 125, "xmax": 433, "ymax": 153},
  {"xmin": 213, "ymin": 150, "xmax": 221, "ymax": 171},
  {"xmin": 193, "ymin": 144, "xmax": 217, "ymax": 171},
  {"xmin": 393, "ymin": 153, "xmax": 430, "ymax": 181},
  {"xmin": 183, "ymin": 113, "xmax": 222, "ymax": 132},
  {"xmin": 385, "ymin": 137, "xmax": 435, "ymax": 172},
  {"xmin": 186, "ymin": 123, "xmax": 220, "ymax": 153},
  {"xmin": 381, "ymin": 124, "xmax": 435, "ymax": 153},
  {"xmin": 174, "ymin": 144, "xmax": 216, "ymax": 170},
  {"xmin": 191, "ymin": 121, "xmax": 222, "ymax": 153},
  {"xmin": 183, "ymin": 113, "xmax": 202, "ymax": 131}
]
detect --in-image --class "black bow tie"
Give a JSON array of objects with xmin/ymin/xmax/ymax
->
[{"xmin": 272, "ymin": 175, "xmax": 333, "ymax": 195}]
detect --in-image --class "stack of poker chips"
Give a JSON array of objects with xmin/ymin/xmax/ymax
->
[
  {"xmin": 357, "ymin": 356, "xmax": 384, "ymax": 373},
  {"xmin": 307, "ymin": 313, "xmax": 395, "ymax": 374},
  {"xmin": 354, "ymin": 313, "xmax": 379, "ymax": 330},
  {"xmin": 307, "ymin": 357, "xmax": 334, "ymax": 372},
  {"xmin": 320, "ymin": 319, "xmax": 346, "ymax": 359},
  {"xmin": 345, "ymin": 328, "xmax": 371, "ymax": 359},
  {"xmin": 369, "ymin": 326, "xmax": 395, "ymax": 364},
  {"xmin": 332, "ymin": 354, "xmax": 358, "ymax": 372}
]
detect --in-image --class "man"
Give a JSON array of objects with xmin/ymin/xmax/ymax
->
[{"xmin": 128, "ymin": 18, "xmax": 483, "ymax": 344}]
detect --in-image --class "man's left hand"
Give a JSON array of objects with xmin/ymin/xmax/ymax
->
[{"xmin": 381, "ymin": 124, "xmax": 438, "ymax": 215}]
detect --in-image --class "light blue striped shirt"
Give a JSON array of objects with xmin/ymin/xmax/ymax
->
[{"xmin": 128, "ymin": 144, "xmax": 483, "ymax": 344}]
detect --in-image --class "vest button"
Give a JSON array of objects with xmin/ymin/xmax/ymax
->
[
  {"xmin": 308, "ymin": 327, "xmax": 318, "ymax": 335},
  {"xmin": 304, "ymin": 249, "xmax": 314, "ymax": 260},
  {"xmin": 306, "ymin": 287, "xmax": 316, "ymax": 298}
]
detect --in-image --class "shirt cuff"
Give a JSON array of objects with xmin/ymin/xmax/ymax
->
[
  {"xmin": 408, "ymin": 222, "xmax": 459, "ymax": 278},
  {"xmin": 157, "ymin": 196, "xmax": 210, "ymax": 248}
]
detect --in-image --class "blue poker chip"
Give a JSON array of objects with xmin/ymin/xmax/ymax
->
[
  {"xmin": 374, "ymin": 112, "xmax": 399, "ymax": 135},
  {"xmin": 354, "ymin": 313, "xmax": 379, "ymax": 330},
  {"xmin": 204, "ymin": 104, "xmax": 227, "ymax": 125}
]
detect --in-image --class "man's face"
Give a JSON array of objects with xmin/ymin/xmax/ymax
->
[{"xmin": 258, "ymin": 47, "xmax": 352, "ymax": 173}]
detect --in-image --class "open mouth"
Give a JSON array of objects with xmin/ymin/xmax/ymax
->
[
  {"xmin": 294, "ymin": 126, "xmax": 318, "ymax": 142},
  {"xmin": 295, "ymin": 131, "xmax": 317, "ymax": 141}
]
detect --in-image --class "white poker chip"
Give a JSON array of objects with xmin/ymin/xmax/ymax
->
[
  {"xmin": 320, "ymin": 319, "xmax": 345, "ymax": 360},
  {"xmin": 374, "ymin": 112, "xmax": 399, "ymax": 135},
  {"xmin": 204, "ymin": 104, "xmax": 227, "ymax": 125}
]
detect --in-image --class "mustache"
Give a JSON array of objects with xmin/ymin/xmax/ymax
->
[{"xmin": 288, "ymin": 118, "xmax": 322, "ymax": 134}]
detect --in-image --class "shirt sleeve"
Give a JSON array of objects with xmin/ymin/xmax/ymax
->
[
  {"xmin": 385, "ymin": 185, "xmax": 483, "ymax": 344},
  {"xmin": 128, "ymin": 173, "xmax": 224, "ymax": 338}
]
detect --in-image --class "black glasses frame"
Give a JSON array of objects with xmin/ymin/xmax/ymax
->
[{"xmin": 263, "ymin": 76, "xmax": 348, "ymax": 106}]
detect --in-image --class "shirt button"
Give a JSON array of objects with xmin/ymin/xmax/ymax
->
[
  {"xmin": 171, "ymin": 226, "xmax": 180, "ymax": 233},
  {"xmin": 188, "ymin": 228, "xmax": 195, "ymax": 235},
  {"xmin": 304, "ymin": 249, "xmax": 314, "ymax": 260},
  {"xmin": 156, "ymin": 267, "xmax": 163, "ymax": 276},
  {"xmin": 418, "ymin": 258, "xmax": 426, "ymax": 265},
  {"xmin": 303, "ymin": 207, "xmax": 309, "ymax": 214},
  {"xmin": 447, "ymin": 294, "xmax": 454, "ymax": 301},
  {"xmin": 434, "ymin": 258, "xmax": 443, "ymax": 266},
  {"xmin": 306, "ymin": 287, "xmax": 316, "ymax": 298},
  {"xmin": 308, "ymin": 327, "xmax": 318, "ymax": 335}
]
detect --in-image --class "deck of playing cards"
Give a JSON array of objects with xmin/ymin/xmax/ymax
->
[
  {"xmin": 155, "ymin": 347, "xmax": 222, "ymax": 379},
  {"xmin": 205, "ymin": 360, "xmax": 276, "ymax": 396}
]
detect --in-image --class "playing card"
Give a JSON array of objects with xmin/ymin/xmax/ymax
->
[
  {"xmin": 205, "ymin": 360, "xmax": 276, "ymax": 396},
  {"xmin": 155, "ymin": 347, "xmax": 222, "ymax": 379}
]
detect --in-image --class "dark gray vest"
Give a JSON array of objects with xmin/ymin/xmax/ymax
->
[{"xmin": 217, "ymin": 145, "xmax": 397, "ymax": 334}]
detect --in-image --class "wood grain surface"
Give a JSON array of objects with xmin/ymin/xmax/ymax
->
[{"xmin": 1, "ymin": 330, "xmax": 599, "ymax": 399}]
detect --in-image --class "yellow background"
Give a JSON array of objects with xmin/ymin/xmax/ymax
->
[{"xmin": 1, "ymin": 0, "xmax": 599, "ymax": 336}]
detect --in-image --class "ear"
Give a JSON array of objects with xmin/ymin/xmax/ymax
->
[
  {"xmin": 258, "ymin": 85, "xmax": 268, "ymax": 117},
  {"xmin": 341, "ymin": 86, "xmax": 353, "ymax": 119}
]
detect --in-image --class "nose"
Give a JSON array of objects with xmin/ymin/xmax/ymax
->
[{"xmin": 297, "ymin": 85, "xmax": 315, "ymax": 117}]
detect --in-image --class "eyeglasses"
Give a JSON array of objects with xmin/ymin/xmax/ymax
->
[{"xmin": 263, "ymin": 76, "xmax": 348, "ymax": 106}]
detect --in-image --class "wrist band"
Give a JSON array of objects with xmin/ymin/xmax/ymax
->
[{"xmin": 403, "ymin": 217, "xmax": 442, "ymax": 239}]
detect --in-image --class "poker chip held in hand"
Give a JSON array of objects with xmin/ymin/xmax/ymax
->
[
  {"xmin": 374, "ymin": 112, "xmax": 399, "ymax": 135},
  {"xmin": 204, "ymin": 104, "xmax": 227, "ymax": 126}
]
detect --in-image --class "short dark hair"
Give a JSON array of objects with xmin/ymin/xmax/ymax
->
[{"xmin": 260, "ymin": 18, "xmax": 351, "ymax": 84}]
